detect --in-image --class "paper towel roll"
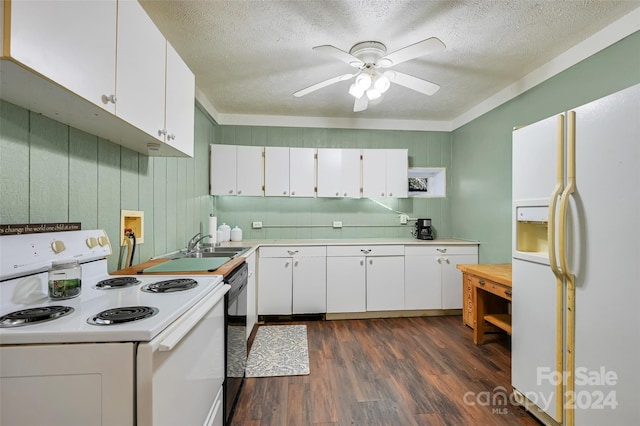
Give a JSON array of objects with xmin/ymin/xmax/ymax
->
[{"xmin": 208, "ymin": 215, "xmax": 217, "ymax": 244}]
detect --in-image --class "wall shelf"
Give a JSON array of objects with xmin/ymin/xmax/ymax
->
[{"xmin": 407, "ymin": 167, "xmax": 446, "ymax": 198}]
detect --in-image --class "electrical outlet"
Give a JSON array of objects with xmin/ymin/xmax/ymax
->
[
  {"xmin": 333, "ymin": 221, "xmax": 342, "ymax": 228},
  {"xmin": 252, "ymin": 221, "xmax": 263, "ymax": 229},
  {"xmin": 400, "ymin": 214, "xmax": 408, "ymax": 225}
]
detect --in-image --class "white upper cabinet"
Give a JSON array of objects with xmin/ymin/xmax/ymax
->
[
  {"xmin": 7, "ymin": 0, "xmax": 117, "ymax": 113},
  {"xmin": 164, "ymin": 43, "xmax": 195, "ymax": 157},
  {"xmin": 1, "ymin": 0, "xmax": 194, "ymax": 157},
  {"xmin": 317, "ymin": 148, "xmax": 361, "ymax": 198},
  {"xmin": 210, "ymin": 145, "xmax": 264, "ymax": 196},
  {"xmin": 362, "ymin": 149, "xmax": 408, "ymax": 198},
  {"xmin": 115, "ymin": 0, "xmax": 166, "ymax": 143},
  {"xmin": 289, "ymin": 148, "xmax": 316, "ymax": 197},
  {"xmin": 264, "ymin": 147, "xmax": 290, "ymax": 196}
]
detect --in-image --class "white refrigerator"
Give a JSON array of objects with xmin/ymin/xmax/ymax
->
[{"xmin": 511, "ymin": 83, "xmax": 639, "ymax": 426}]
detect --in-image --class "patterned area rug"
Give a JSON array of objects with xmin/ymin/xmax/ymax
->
[{"xmin": 245, "ymin": 325, "xmax": 310, "ymax": 377}]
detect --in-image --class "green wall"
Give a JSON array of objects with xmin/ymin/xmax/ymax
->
[
  {"xmin": 0, "ymin": 103, "xmax": 214, "ymax": 272},
  {"xmin": 450, "ymin": 31, "xmax": 640, "ymax": 263},
  {"xmin": 212, "ymin": 127, "xmax": 452, "ymax": 240}
]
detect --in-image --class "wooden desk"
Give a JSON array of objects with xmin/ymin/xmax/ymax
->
[{"xmin": 457, "ymin": 263, "xmax": 512, "ymax": 345}]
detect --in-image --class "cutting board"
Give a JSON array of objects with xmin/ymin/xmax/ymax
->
[{"xmin": 141, "ymin": 257, "xmax": 232, "ymax": 273}]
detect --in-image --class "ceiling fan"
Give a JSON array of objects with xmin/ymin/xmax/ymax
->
[{"xmin": 294, "ymin": 37, "xmax": 445, "ymax": 112}]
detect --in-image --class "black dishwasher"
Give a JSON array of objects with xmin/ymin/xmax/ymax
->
[{"xmin": 224, "ymin": 262, "xmax": 248, "ymax": 425}]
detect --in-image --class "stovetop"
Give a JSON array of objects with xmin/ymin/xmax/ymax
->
[{"xmin": 0, "ymin": 230, "xmax": 223, "ymax": 345}]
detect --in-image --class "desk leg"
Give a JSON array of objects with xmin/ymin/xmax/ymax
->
[{"xmin": 474, "ymin": 286, "xmax": 486, "ymax": 345}]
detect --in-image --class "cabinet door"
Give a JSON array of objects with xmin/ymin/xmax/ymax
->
[
  {"xmin": 115, "ymin": 0, "xmax": 166, "ymax": 141},
  {"xmin": 326, "ymin": 257, "xmax": 366, "ymax": 313},
  {"xmin": 164, "ymin": 42, "xmax": 195, "ymax": 157},
  {"xmin": 264, "ymin": 147, "xmax": 290, "ymax": 196},
  {"xmin": 257, "ymin": 257, "xmax": 292, "ymax": 315},
  {"xmin": 236, "ymin": 146, "xmax": 264, "ymax": 196},
  {"xmin": 341, "ymin": 149, "xmax": 361, "ymax": 198},
  {"xmin": 404, "ymin": 254, "xmax": 442, "ymax": 310},
  {"xmin": 317, "ymin": 149, "xmax": 342, "ymax": 197},
  {"xmin": 8, "ymin": 0, "xmax": 117, "ymax": 113},
  {"xmin": 292, "ymin": 256, "xmax": 326, "ymax": 314},
  {"xmin": 210, "ymin": 145, "xmax": 237, "ymax": 195},
  {"xmin": 362, "ymin": 149, "xmax": 387, "ymax": 198},
  {"xmin": 289, "ymin": 148, "xmax": 316, "ymax": 197},
  {"xmin": 441, "ymin": 254, "xmax": 478, "ymax": 309},
  {"xmin": 386, "ymin": 149, "xmax": 408, "ymax": 198},
  {"xmin": 366, "ymin": 256, "xmax": 404, "ymax": 311}
]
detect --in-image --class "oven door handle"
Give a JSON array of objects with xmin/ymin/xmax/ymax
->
[{"xmin": 158, "ymin": 284, "xmax": 230, "ymax": 352}]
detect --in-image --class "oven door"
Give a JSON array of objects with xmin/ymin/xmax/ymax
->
[{"xmin": 137, "ymin": 284, "xmax": 229, "ymax": 426}]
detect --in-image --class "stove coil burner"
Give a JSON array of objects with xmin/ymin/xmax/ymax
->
[
  {"xmin": 87, "ymin": 306, "xmax": 159, "ymax": 326},
  {"xmin": 95, "ymin": 276, "xmax": 141, "ymax": 289},
  {"xmin": 0, "ymin": 306, "xmax": 74, "ymax": 328},
  {"xmin": 141, "ymin": 278, "xmax": 198, "ymax": 293}
]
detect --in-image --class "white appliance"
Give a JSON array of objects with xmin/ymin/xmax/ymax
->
[
  {"xmin": 511, "ymin": 84, "xmax": 639, "ymax": 426},
  {"xmin": 0, "ymin": 229, "xmax": 228, "ymax": 426}
]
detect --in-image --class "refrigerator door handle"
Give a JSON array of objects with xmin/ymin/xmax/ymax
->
[
  {"xmin": 548, "ymin": 114, "xmax": 566, "ymax": 424},
  {"xmin": 558, "ymin": 110, "xmax": 577, "ymax": 426}
]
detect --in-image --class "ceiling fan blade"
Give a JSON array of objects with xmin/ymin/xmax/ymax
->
[
  {"xmin": 387, "ymin": 71, "xmax": 440, "ymax": 96},
  {"xmin": 353, "ymin": 95, "xmax": 368, "ymax": 112},
  {"xmin": 379, "ymin": 37, "xmax": 445, "ymax": 68},
  {"xmin": 294, "ymin": 73, "xmax": 356, "ymax": 97},
  {"xmin": 313, "ymin": 45, "xmax": 364, "ymax": 68}
]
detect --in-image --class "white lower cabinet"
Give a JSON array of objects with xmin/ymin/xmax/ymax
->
[
  {"xmin": 404, "ymin": 245, "xmax": 478, "ymax": 310},
  {"xmin": 326, "ymin": 245, "xmax": 404, "ymax": 313},
  {"xmin": 258, "ymin": 247, "xmax": 326, "ymax": 315}
]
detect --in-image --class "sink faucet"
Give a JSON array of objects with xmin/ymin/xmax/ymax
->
[{"xmin": 187, "ymin": 232, "xmax": 212, "ymax": 252}]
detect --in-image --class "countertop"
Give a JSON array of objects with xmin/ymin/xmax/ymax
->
[
  {"xmin": 456, "ymin": 263, "xmax": 512, "ymax": 287},
  {"xmin": 113, "ymin": 238, "xmax": 478, "ymax": 277}
]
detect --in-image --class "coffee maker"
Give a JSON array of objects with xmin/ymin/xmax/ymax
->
[{"xmin": 415, "ymin": 218, "xmax": 435, "ymax": 240}]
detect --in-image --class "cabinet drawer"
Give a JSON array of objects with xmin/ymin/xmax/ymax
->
[
  {"xmin": 404, "ymin": 245, "xmax": 477, "ymax": 256},
  {"xmin": 327, "ymin": 245, "xmax": 404, "ymax": 257},
  {"xmin": 472, "ymin": 275, "xmax": 512, "ymax": 301},
  {"xmin": 259, "ymin": 246, "xmax": 326, "ymax": 258}
]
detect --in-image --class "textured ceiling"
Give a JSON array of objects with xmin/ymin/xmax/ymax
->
[{"xmin": 140, "ymin": 0, "xmax": 639, "ymax": 127}]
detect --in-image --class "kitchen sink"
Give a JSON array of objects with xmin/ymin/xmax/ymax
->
[{"xmin": 176, "ymin": 246, "xmax": 250, "ymax": 259}]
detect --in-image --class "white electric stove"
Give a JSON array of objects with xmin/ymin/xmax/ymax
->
[{"xmin": 0, "ymin": 229, "xmax": 228, "ymax": 426}]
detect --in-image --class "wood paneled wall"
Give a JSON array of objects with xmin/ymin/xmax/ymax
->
[{"xmin": 0, "ymin": 100, "xmax": 213, "ymax": 272}]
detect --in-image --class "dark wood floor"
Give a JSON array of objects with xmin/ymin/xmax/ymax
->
[{"xmin": 231, "ymin": 315, "xmax": 541, "ymax": 426}]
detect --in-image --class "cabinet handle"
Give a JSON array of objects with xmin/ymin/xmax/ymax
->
[
  {"xmin": 360, "ymin": 259, "xmax": 364, "ymax": 266},
  {"xmin": 360, "ymin": 249, "xmax": 371, "ymax": 254},
  {"xmin": 284, "ymin": 261, "xmax": 290, "ymax": 267},
  {"xmin": 101, "ymin": 94, "xmax": 117, "ymax": 104},
  {"xmin": 436, "ymin": 248, "xmax": 447, "ymax": 253},
  {"xmin": 389, "ymin": 192, "xmax": 392, "ymax": 196},
  {"xmin": 291, "ymin": 191, "xmax": 295, "ymax": 195},
  {"xmin": 381, "ymin": 192, "xmax": 385, "ymax": 196},
  {"xmin": 505, "ymin": 289, "xmax": 512, "ymax": 296},
  {"xmin": 343, "ymin": 192, "xmax": 347, "ymax": 196},
  {"xmin": 369, "ymin": 259, "xmax": 373, "ymax": 265},
  {"xmin": 167, "ymin": 133, "xmax": 176, "ymax": 141},
  {"xmin": 478, "ymin": 280, "xmax": 485, "ymax": 286},
  {"xmin": 158, "ymin": 129, "xmax": 167, "ymax": 137},
  {"xmin": 437, "ymin": 257, "xmax": 449, "ymax": 264},
  {"xmin": 237, "ymin": 190, "xmax": 242, "ymax": 195},
  {"xmin": 283, "ymin": 190, "xmax": 287, "ymax": 195},
  {"xmin": 294, "ymin": 260, "xmax": 299, "ymax": 267},
  {"xmin": 228, "ymin": 189, "xmax": 234, "ymax": 194},
  {"xmin": 336, "ymin": 192, "xmax": 340, "ymax": 196},
  {"xmin": 287, "ymin": 250, "xmax": 299, "ymax": 256}
]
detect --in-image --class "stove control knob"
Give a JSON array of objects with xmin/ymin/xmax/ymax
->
[
  {"xmin": 98, "ymin": 236, "xmax": 110, "ymax": 247},
  {"xmin": 86, "ymin": 237, "xmax": 98, "ymax": 248},
  {"xmin": 51, "ymin": 240, "xmax": 66, "ymax": 253}
]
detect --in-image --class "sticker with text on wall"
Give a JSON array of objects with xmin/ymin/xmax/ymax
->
[{"xmin": 0, "ymin": 222, "xmax": 81, "ymax": 236}]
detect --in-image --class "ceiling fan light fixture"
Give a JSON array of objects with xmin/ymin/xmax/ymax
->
[
  {"xmin": 366, "ymin": 87, "xmax": 382, "ymax": 100},
  {"xmin": 373, "ymin": 74, "xmax": 391, "ymax": 93},
  {"xmin": 349, "ymin": 83, "xmax": 365, "ymax": 99},
  {"xmin": 355, "ymin": 73, "xmax": 372, "ymax": 91}
]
